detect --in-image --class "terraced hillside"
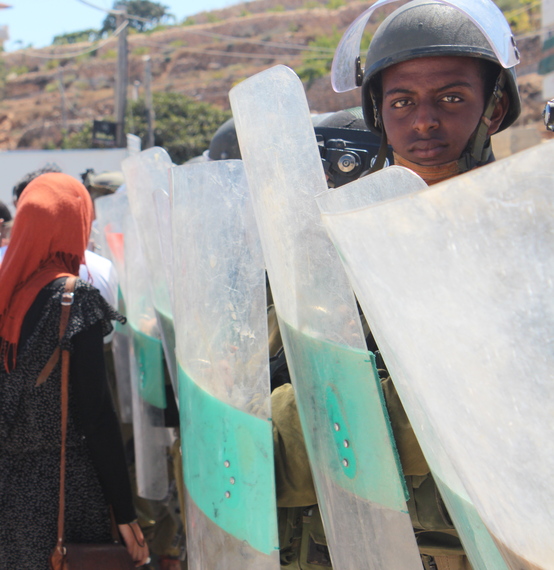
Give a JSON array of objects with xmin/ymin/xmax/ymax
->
[{"xmin": 0, "ymin": 0, "xmax": 550, "ymax": 150}]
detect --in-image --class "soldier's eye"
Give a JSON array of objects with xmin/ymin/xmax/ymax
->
[
  {"xmin": 441, "ymin": 95, "xmax": 462, "ymax": 103},
  {"xmin": 391, "ymin": 99, "xmax": 411, "ymax": 108}
]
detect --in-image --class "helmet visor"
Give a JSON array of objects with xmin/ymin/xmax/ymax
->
[{"xmin": 331, "ymin": 0, "xmax": 520, "ymax": 93}]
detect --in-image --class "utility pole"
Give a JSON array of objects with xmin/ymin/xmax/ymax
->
[
  {"xmin": 114, "ymin": 10, "xmax": 128, "ymax": 148},
  {"xmin": 542, "ymin": 0, "xmax": 554, "ymax": 99},
  {"xmin": 143, "ymin": 55, "xmax": 155, "ymax": 149},
  {"xmin": 58, "ymin": 68, "xmax": 68, "ymax": 132}
]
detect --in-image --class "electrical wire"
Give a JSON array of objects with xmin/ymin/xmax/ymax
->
[
  {"xmin": 75, "ymin": 0, "xmax": 335, "ymax": 54},
  {"xmin": 182, "ymin": 29, "xmax": 336, "ymax": 53},
  {"xmin": 515, "ymin": 22, "xmax": 554, "ymax": 41},
  {"xmin": 20, "ymin": 0, "xmax": 554, "ymax": 64},
  {"xmin": 504, "ymin": 0, "xmax": 541, "ymax": 20},
  {"xmin": 139, "ymin": 39, "xmax": 328, "ymax": 61},
  {"xmin": 20, "ymin": 20, "xmax": 128, "ymax": 59},
  {"xmin": 75, "ymin": 0, "xmax": 151, "ymax": 22},
  {"xmin": 140, "ymin": 35, "xmax": 331, "ymax": 58}
]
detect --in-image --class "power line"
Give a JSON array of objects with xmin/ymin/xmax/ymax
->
[
  {"xmin": 140, "ymin": 36, "xmax": 330, "ymax": 59},
  {"xmin": 505, "ymin": 0, "xmax": 541, "ymax": 19},
  {"xmin": 20, "ymin": 20, "xmax": 128, "ymax": 59},
  {"xmin": 184, "ymin": 29, "xmax": 335, "ymax": 53},
  {"xmin": 75, "ymin": 0, "xmax": 120, "ymax": 15},
  {"xmin": 77, "ymin": 0, "xmax": 334, "ymax": 54},
  {"xmin": 141, "ymin": 39, "xmax": 327, "ymax": 61},
  {"xmin": 75, "ymin": 0, "xmax": 152, "ymax": 23},
  {"xmin": 515, "ymin": 22, "xmax": 554, "ymax": 41},
  {"xmin": 24, "ymin": 1, "xmax": 552, "ymax": 65}
]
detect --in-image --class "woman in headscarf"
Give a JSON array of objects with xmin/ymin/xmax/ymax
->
[{"xmin": 0, "ymin": 173, "xmax": 149, "ymax": 568}]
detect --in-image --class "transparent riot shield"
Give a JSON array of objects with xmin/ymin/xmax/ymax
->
[
  {"xmin": 127, "ymin": 133, "xmax": 142, "ymax": 155},
  {"xmin": 122, "ymin": 148, "xmax": 178, "ymax": 400},
  {"xmin": 153, "ymin": 187, "xmax": 175, "ymax": 312},
  {"xmin": 317, "ymin": 167, "xmax": 509, "ymax": 570},
  {"xmin": 230, "ymin": 65, "xmax": 421, "ymax": 570},
  {"xmin": 170, "ymin": 160, "xmax": 279, "ymax": 569},
  {"xmin": 94, "ymin": 192, "xmax": 133, "ymax": 423},
  {"xmin": 123, "ymin": 208, "xmax": 169, "ymax": 500},
  {"xmin": 317, "ymin": 141, "xmax": 554, "ymax": 570}
]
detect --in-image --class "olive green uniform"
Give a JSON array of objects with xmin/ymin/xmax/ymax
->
[{"xmin": 272, "ymin": 372, "xmax": 472, "ymax": 569}]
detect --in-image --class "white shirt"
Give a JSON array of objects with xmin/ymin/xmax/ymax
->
[
  {"xmin": 0, "ymin": 246, "xmax": 118, "ymax": 310},
  {"xmin": 0, "ymin": 246, "xmax": 119, "ymax": 342},
  {"xmin": 81, "ymin": 250, "xmax": 119, "ymax": 311}
]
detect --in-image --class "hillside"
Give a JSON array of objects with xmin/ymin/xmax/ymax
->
[{"xmin": 0, "ymin": 0, "xmax": 551, "ymax": 151}]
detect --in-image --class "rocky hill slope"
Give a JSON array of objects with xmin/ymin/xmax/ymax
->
[{"xmin": 0, "ymin": 0, "xmax": 550, "ymax": 150}]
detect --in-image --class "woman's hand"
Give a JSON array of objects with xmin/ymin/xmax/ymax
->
[{"xmin": 118, "ymin": 521, "xmax": 150, "ymax": 567}]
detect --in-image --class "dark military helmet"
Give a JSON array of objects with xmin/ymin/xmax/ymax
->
[
  {"xmin": 208, "ymin": 117, "xmax": 242, "ymax": 161},
  {"xmin": 81, "ymin": 169, "xmax": 124, "ymax": 200},
  {"xmin": 208, "ymin": 114, "xmax": 342, "ymax": 162},
  {"xmin": 361, "ymin": 0, "xmax": 521, "ymax": 135}
]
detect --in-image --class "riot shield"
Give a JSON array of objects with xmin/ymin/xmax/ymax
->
[
  {"xmin": 316, "ymin": 141, "xmax": 554, "ymax": 570},
  {"xmin": 122, "ymin": 148, "xmax": 178, "ymax": 400},
  {"xmin": 230, "ymin": 65, "xmax": 421, "ymax": 569},
  {"xmin": 94, "ymin": 192, "xmax": 133, "ymax": 424},
  {"xmin": 152, "ymin": 187, "xmax": 175, "ymax": 313},
  {"xmin": 127, "ymin": 133, "xmax": 142, "ymax": 155},
  {"xmin": 170, "ymin": 160, "xmax": 279, "ymax": 569},
  {"xmin": 317, "ymin": 167, "xmax": 509, "ymax": 570},
  {"xmin": 123, "ymin": 205, "xmax": 169, "ymax": 500}
]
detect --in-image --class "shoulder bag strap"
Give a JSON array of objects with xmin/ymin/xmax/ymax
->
[
  {"xmin": 36, "ymin": 277, "xmax": 77, "ymax": 387},
  {"xmin": 50, "ymin": 277, "xmax": 120, "ymax": 555},
  {"xmin": 53, "ymin": 276, "xmax": 77, "ymax": 557}
]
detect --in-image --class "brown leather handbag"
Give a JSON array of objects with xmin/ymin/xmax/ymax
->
[{"xmin": 42, "ymin": 277, "xmax": 136, "ymax": 570}]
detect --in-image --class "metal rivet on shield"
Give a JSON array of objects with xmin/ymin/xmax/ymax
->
[
  {"xmin": 224, "ymin": 460, "xmax": 230, "ymax": 468},
  {"xmin": 225, "ymin": 491, "xmax": 231, "ymax": 498},
  {"xmin": 333, "ymin": 423, "xmax": 340, "ymax": 432},
  {"xmin": 343, "ymin": 440, "xmax": 350, "ymax": 448},
  {"xmin": 230, "ymin": 477, "xmax": 236, "ymax": 485},
  {"xmin": 342, "ymin": 459, "xmax": 349, "ymax": 468}
]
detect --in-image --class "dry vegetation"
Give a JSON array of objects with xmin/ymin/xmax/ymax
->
[{"xmin": 0, "ymin": 0, "xmax": 551, "ymax": 150}]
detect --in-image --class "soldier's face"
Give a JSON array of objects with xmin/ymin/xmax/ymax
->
[{"xmin": 380, "ymin": 57, "xmax": 498, "ymax": 166}]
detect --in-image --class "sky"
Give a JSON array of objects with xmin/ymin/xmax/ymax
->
[{"xmin": 0, "ymin": 0, "xmax": 240, "ymax": 52}]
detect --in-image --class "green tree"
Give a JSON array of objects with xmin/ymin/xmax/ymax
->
[
  {"xmin": 62, "ymin": 93, "xmax": 230, "ymax": 163},
  {"xmin": 495, "ymin": 0, "xmax": 540, "ymax": 33},
  {"xmin": 127, "ymin": 92, "xmax": 231, "ymax": 163},
  {"xmin": 296, "ymin": 29, "xmax": 372, "ymax": 87},
  {"xmin": 295, "ymin": 30, "xmax": 341, "ymax": 87},
  {"xmin": 60, "ymin": 122, "xmax": 93, "ymax": 149},
  {"xmin": 100, "ymin": 0, "xmax": 175, "ymax": 36}
]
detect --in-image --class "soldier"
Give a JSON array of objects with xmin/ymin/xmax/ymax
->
[
  {"xmin": 272, "ymin": 1, "xmax": 522, "ymax": 569},
  {"xmin": 81, "ymin": 168, "xmax": 125, "ymax": 202},
  {"xmin": 353, "ymin": 0, "xmax": 518, "ymax": 182},
  {"xmin": 0, "ymin": 201, "xmax": 13, "ymax": 247}
]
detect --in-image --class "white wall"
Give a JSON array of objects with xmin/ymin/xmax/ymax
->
[
  {"xmin": 544, "ymin": 73, "xmax": 554, "ymax": 100},
  {"xmin": 0, "ymin": 147, "xmax": 129, "ymax": 214},
  {"xmin": 544, "ymin": 0, "xmax": 554, "ymax": 26}
]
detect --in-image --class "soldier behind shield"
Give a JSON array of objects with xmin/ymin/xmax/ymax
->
[{"xmin": 272, "ymin": 1, "xmax": 522, "ymax": 569}]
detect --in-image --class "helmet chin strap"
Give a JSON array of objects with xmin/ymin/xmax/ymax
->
[
  {"xmin": 367, "ymin": 88, "xmax": 390, "ymax": 174},
  {"xmin": 367, "ymin": 131, "xmax": 390, "ymax": 174},
  {"xmin": 457, "ymin": 71, "xmax": 506, "ymax": 173}
]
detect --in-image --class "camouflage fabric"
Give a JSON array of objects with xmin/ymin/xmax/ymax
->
[{"xmin": 272, "ymin": 375, "xmax": 472, "ymax": 567}]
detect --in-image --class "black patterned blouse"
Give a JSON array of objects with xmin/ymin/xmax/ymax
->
[{"xmin": 0, "ymin": 278, "xmax": 135, "ymax": 570}]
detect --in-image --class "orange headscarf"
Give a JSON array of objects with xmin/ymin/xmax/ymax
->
[{"xmin": 0, "ymin": 173, "xmax": 94, "ymax": 371}]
